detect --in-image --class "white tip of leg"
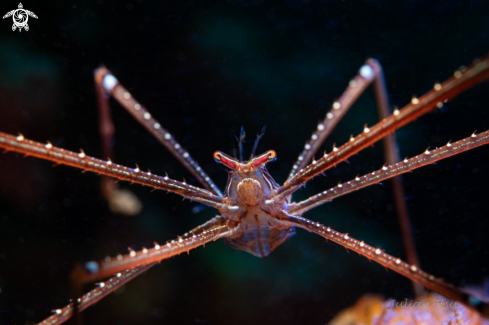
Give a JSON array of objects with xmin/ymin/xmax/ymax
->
[
  {"xmin": 360, "ymin": 65, "xmax": 374, "ymax": 79},
  {"xmin": 103, "ymin": 74, "xmax": 118, "ymax": 91},
  {"xmin": 85, "ymin": 261, "xmax": 99, "ymax": 273}
]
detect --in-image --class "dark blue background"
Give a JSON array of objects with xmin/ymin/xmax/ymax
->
[{"xmin": 0, "ymin": 0, "xmax": 488, "ymax": 324}]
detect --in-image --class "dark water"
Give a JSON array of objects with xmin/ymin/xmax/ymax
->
[{"xmin": 0, "ymin": 1, "xmax": 488, "ymax": 324}]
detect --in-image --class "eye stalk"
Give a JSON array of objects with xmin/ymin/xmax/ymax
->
[
  {"xmin": 214, "ymin": 150, "xmax": 276, "ymax": 172},
  {"xmin": 213, "ymin": 151, "xmax": 239, "ymax": 170},
  {"xmin": 251, "ymin": 150, "xmax": 276, "ymax": 168}
]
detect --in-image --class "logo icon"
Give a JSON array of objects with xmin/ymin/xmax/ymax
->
[{"xmin": 3, "ymin": 3, "xmax": 38, "ymax": 32}]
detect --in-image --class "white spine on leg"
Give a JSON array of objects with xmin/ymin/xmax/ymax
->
[
  {"xmin": 360, "ymin": 65, "xmax": 374, "ymax": 79},
  {"xmin": 103, "ymin": 74, "xmax": 118, "ymax": 91}
]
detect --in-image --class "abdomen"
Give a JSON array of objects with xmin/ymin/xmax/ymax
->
[{"xmin": 224, "ymin": 226, "xmax": 295, "ymax": 257}]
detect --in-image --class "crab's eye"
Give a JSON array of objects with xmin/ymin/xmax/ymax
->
[
  {"xmin": 213, "ymin": 151, "xmax": 239, "ymax": 170},
  {"xmin": 251, "ymin": 150, "xmax": 276, "ymax": 168}
]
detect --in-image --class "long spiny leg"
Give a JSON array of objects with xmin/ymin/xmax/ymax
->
[
  {"xmin": 279, "ymin": 212, "xmax": 485, "ymax": 314},
  {"xmin": 39, "ymin": 216, "xmax": 238, "ymax": 325},
  {"xmin": 370, "ymin": 59, "xmax": 423, "ymax": 296},
  {"xmin": 0, "ymin": 132, "xmax": 225, "ymax": 209},
  {"xmin": 94, "ymin": 67, "xmax": 223, "ymax": 197},
  {"xmin": 73, "ymin": 216, "xmax": 238, "ymax": 282},
  {"xmin": 94, "ymin": 67, "xmax": 142, "ymax": 215},
  {"xmin": 94, "ymin": 67, "xmax": 116, "ymax": 201},
  {"xmin": 275, "ymin": 54, "xmax": 489, "ymax": 200},
  {"xmin": 94, "ymin": 66, "xmax": 115, "ymax": 199},
  {"xmin": 36, "ymin": 263, "xmax": 156, "ymax": 325},
  {"xmin": 287, "ymin": 59, "xmax": 423, "ymax": 294},
  {"xmin": 288, "ymin": 130, "xmax": 489, "ymax": 215},
  {"xmin": 287, "ymin": 130, "xmax": 489, "ymax": 307},
  {"xmin": 66, "ymin": 216, "xmax": 238, "ymax": 325},
  {"xmin": 289, "ymin": 59, "xmax": 388, "ymax": 179}
]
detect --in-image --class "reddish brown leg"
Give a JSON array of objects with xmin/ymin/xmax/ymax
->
[
  {"xmin": 287, "ymin": 130, "xmax": 489, "ymax": 312},
  {"xmin": 0, "ymin": 132, "xmax": 237, "ymax": 325},
  {"xmin": 36, "ymin": 263, "xmax": 156, "ymax": 325},
  {"xmin": 37, "ymin": 216, "xmax": 238, "ymax": 325},
  {"xmin": 370, "ymin": 60, "xmax": 423, "ymax": 296},
  {"xmin": 94, "ymin": 66, "xmax": 115, "ymax": 199},
  {"xmin": 280, "ymin": 212, "xmax": 485, "ymax": 315},
  {"xmin": 94, "ymin": 67, "xmax": 223, "ymax": 197},
  {"xmin": 288, "ymin": 130, "xmax": 489, "ymax": 215},
  {"xmin": 288, "ymin": 58, "xmax": 423, "ymax": 295},
  {"xmin": 76, "ymin": 216, "xmax": 237, "ymax": 282},
  {"xmin": 0, "ymin": 132, "xmax": 225, "ymax": 208},
  {"xmin": 289, "ymin": 59, "xmax": 388, "ymax": 178},
  {"xmin": 94, "ymin": 67, "xmax": 142, "ymax": 215},
  {"xmin": 276, "ymin": 53, "xmax": 489, "ymax": 199},
  {"xmin": 67, "ymin": 216, "xmax": 238, "ymax": 325}
]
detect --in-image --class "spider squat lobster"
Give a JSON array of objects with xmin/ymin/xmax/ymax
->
[{"xmin": 1, "ymin": 54, "xmax": 489, "ymax": 324}]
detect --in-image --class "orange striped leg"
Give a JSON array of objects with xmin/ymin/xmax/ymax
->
[
  {"xmin": 281, "ymin": 213, "xmax": 481, "ymax": 313},
  {"xmin": 72, "ymin": 216, "xmax": 237, "ymax": 286},
  {"xmin": 94, "ymin": 66, "xmax": 116, "ymax": 201},
  {"xmin": 0, "ymin": 132, "xmax": 224, "ymax": 208},
  {"xmin": 94, "ymin": 66, "xmax": 143, "ymax": 215},
  {"xmin": 289, "ymin": 59, "xmax": 390, "ymax": 179},
  {"xmin": 288, "ymin": 130, "xmax": 489, "ymax": 215},
  {"xmin": 67, "ymin": 216, "xmax": 238, "ymax": 325},
  {"xmin": 370, "ymin": 59, "xmax": 423, "ymax": 296},
  {"xmin": 276, "ymin": 53, "xmax": 489, "ymax": 199},
  {"xmin": 285, "ymin": 58, "xmax": 422, "ymax": 294},
  {"xmin": 95, "ymin": 67, "xmax": 223, "ymax": 197},
  {"xmin": 36, "ymin": 263, "xmax": 156, "ymax": 325}
]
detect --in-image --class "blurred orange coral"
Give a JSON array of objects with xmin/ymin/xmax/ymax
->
[{"xmin": 329, "ymin": 293, "xmax": 488, "ymax": 325}]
